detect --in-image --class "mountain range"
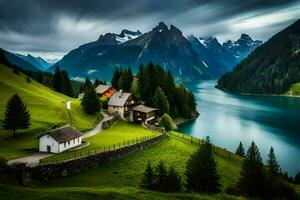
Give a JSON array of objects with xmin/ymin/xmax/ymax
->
[
  {"xmin": 48, "ymin": 22, "xmax": 261, "ymax": 82},
  {"xmin": 2, "ymin": 49, "xmax": 52, "ymax": 72},
  {"xmin": 16, "ymin": 54, "xmax": 52, "ymax": 71},
  {"xmin": 217, "ymin": 19, "xmax": 300, "ymax": 94}
]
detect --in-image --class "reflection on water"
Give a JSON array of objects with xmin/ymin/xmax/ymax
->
[{"xmin": 179, "ymin": 80, "xmax": 300, "ymax": 175}]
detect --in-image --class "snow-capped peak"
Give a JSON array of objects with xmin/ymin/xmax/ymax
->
[{"xmin": 116, "ymin": 30, "xmax": 142, "ymax": 44}]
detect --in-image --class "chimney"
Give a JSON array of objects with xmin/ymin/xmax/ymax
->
[{"xmin": 119, "ymin": 90, "xmax": 123, "ymax": 98}]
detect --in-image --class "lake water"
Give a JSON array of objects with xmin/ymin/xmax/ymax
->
[{"xmin": 179, "ymin": 80, "xmax": 300, "ymax": 176}]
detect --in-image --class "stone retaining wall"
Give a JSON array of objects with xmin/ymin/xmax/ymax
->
[{"xmin": 30, "ymin": 134, "xmax": 165, "ymax": 181}]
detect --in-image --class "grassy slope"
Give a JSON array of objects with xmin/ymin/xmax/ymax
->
[
  {"xmin": 43, "ymin": 134, "xmax": 241, "ymax": 190},
  {"xmin": 0, "ymin": 134, "xmax": 245, "ymax": 200},
  {"xmin": 0, "ymin": 64, "xmax": 100, "ymax": 159},
  {"xmin": 42, "ymin": 121, "xmax": 159, "ymax": 163}
]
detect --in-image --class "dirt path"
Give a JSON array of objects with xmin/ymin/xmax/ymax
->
[
  {"xmin": 7, "ymin": 112, "xmax": 113, "ymax": 166},
  {"xmin": 82, "ymin": 112, "xmax": 114, "ymax": 138},
  {"xmin": 7, "ymin": 153, "xmax": 53, "ymax": 167}
]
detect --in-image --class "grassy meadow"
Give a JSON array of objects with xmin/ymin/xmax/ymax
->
[
  {"xmin": 0, "ymin": 133, "xmax": 246, "ymax": 200},
  {"xmin": 41, "ymin": 121, "xmax": 159, "ymax": 164},
  {"xmin": 0, "ymin": 64, "xmax": 101, "ymax": 159}
]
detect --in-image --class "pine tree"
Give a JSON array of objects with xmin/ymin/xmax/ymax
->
[
  {"xmin": 53, "ymin": 67, "xmax": 63, "ymax": 92},
  {"xmin": 159, "ymin": 113, "xmax": 176, "ymax": 133},
  {"xmin": 238, "ymin": 141, "xmax": 265, "ymax": 197},
  {"xmin": 294, "ymin": 172, "xmax": 300, "ymax": 184},
  {"xmin": 93, "ymin": 79, "xmax": 102, "ymax": 88},
  {"xmin": 267, "ymin": 146, "xmax": 279, "ymax": 177},
  {"xmin": 2, "ymin": 94, "xmax": 30, "ymax": 135},
  {"xmin": 111, "ymin": 69, "xmax": 121, "ymax": 89},
  {"xmin": 235, "ymin": 142, "xmax": 245, "ymax": 157},
  {"xmin": 166, "ymin": 166, "xmax": 181, "ymax": 192},
  {"xmin": 61, "ymin": 70, "xmax": 74, "ymax": 97},
  {"xmin": 83, "ymin": 77, "xmax": 93, "ymax": 91},
  {"xmin": 185, "ymin": 136, "xmax": 220, "ymax": 193},
  {"xmin": 153, "ymin": 87, "xmax": 170, "ymax": 115},
  {"xmin": 81, "ymin": 88, "xmax": 100, "ymax": 114},
  {"xmin": 141, "ymin": 161, "xmax": 155, "ymax": 189},
  {"xmin": 155, "ymin": 160, "xmax": 167, "ymax": 191}
]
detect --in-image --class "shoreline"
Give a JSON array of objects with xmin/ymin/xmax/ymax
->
[
  {"xmin": 215, "ymin": 85, "xmax": 300, "ymax": 99},
  {"xmin": 174, "ymin": 114, "xmax": 199, "ymax": 127}
]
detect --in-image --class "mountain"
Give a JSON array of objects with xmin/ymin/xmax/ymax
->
[
  {"xmin": 217, "ymin": 19, "xmax": 300, "ymax": 94},
  {"xmin": 50, "ymin": 22, "xmax": 210, "ymax": 81},
  {"xmin": 223, "ymin": 34, "xmax": 262, "ymax": 61},
  {"xmin": 50, "ymin": 22, "xmax": 261, "ymax": 81},
  {"xmin": 16, "ymin": 54, "xmax": 52, "ymax": 71},
  {"xmin": 2, "ymin": 49, "xmax": 40, "ymax": 72},
  {"xmin": 188, "ymin": 34, "xmax": 262, "ymax": 73}
]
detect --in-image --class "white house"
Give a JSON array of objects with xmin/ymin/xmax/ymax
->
[
  {"xmin": 38, "ymin": 125, "xmax": 83, "ymax": 153},
  {"xmin": 107, "ymin": 91, "xmax": 139, "ymax": 119}
]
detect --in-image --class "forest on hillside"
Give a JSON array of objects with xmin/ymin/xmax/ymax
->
[{"xmin": 217, "ymin": 19, "xmax": 300, "ymax": 94}]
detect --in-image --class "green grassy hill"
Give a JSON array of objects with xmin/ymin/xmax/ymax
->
[
  {"xmin": 0, "ymin": 133, "xmax": 246, "ymax": 200},
  {"xmin": 41, "ymin": 121, "xmax": 159, "ymax": 164},
  {"xmin": 0, "ymin": 64, "xmax": 101, "ymax": 159}
]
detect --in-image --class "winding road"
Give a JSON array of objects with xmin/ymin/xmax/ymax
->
[
  {"xmin": 7, "ymin": 112, "xmax": 113, "ymax": 167},
  {"xmin": 82, "ymin": 112, "xmax": 114, "ymax": 138}
]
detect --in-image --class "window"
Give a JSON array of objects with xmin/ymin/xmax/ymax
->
[
  {"xmin": 68, "ymin": 141, "xmax": 70, "ymax": 145},
  {"xmin": 64, "ymin": 142, "xmax": 66, "ymax": 147},
  {"xmin": 73, "ymin": 139, "xmax": 75, "ymax": 144},
  {"xmin": 78, "ymin": 138, "xmax": 80, "ymax": 143}
]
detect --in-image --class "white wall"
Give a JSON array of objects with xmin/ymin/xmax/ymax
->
[
  {"xmin": 39, "ymin": 135, "xmax": 82, "ymax": 153},
  {"xmin": 58, "ymin": 137, "xmax": 82, "ymax": 153},
  {"xmin": 108, "ymin": 106, "xmax": 124, "ymax": 118},
  {"xmin": 39, "ymin": 135, "xmax": 59, "ymax": 153}
]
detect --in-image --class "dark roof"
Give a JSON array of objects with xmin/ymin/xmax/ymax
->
[
  {"xmin": 108, "ymin": 91, "xmax": 132, "ymax": 106},
  {"xmin": 132, "ymin": 105, "xmax": 158, "ymax": 113},
  {"xmin": 38, "ymin": 125, "xmax": 82, "ymax": 143}
]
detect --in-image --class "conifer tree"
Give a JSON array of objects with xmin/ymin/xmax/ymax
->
[
  {"xmin": 61, "ymin": 70, "xmax": 74, "ymax": 97},
  {"xmin": 53, "ymin": 67, "xmax": 63, "ymax": 92},
  {"xmin": 185, "ymin": 136, "xmax": 220, "ymax": 193},
  {"xmin": 141, "ymin": 161, "xmax": 155, "ymax": 189},
  {"xmin": 153, "ymin": 87, "xmax": 170, "ymax": 115},
  {"xmin": 155, "ymin": 160, "xmax": 167, "ymax": 191},
  {"xmin": 294, "ymin": 172, "xmax": 300, "ymax": 184},
  {"xmin": 2, "ymin": 94, "xmax": 31, "ymax": 135},
  {"xmin": 83, "ymin": 77, "xmax": 93, "ymax": 91},
  {"xmin": 111, "ymin": 69, "xmax": 121, "ymax": 89},
  {"xmin": 235, "ymin": 142, "xmax": 245, "ymax": 157},
  {"xmin": 93, "ymin": 79, "xmax": 102, "ymax": 88},
  {"xmin": 267, "ymin": 146, "xmax": 279, "ymax": 177},
  {"xmin": 166, "ymin": 166, "xmax": 181, "ymax": 192},
  {"xmin": 238, "ymin": 141, "xmax": 265, "ymax": 197},
  {"xmin": 81, "ymin": 88, "xmax": 100, "ymax": 114}
]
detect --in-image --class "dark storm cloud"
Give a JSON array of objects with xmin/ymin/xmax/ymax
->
[{"xmin": 0, "ymin": 0, "xmax": 299, "ymax": 61}]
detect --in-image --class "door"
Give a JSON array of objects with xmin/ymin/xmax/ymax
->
[{"xmin": 47, "ymin": 145, "xmax": 51, "ymax": 153}]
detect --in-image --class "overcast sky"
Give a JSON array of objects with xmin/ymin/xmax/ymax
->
[{"xmin": 0, "ymin": 0, "xmax": 299, "ymax": 62}]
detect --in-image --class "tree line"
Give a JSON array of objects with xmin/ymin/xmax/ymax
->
[
  {"xmin": 217, "ymin": 19, "xmax": 300, "ymax": 94},
  {"xmin": 141, "ymin": 137, "xmax": 299, "ymax": 199},
  {"xmin": 111, "ymin": 63, "xmax": 198, "ymax": 119}
]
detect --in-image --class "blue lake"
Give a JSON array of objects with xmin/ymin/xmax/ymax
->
[{"xmin": 180, "ymin": 80, "xmax": 300, "ymax": 175}]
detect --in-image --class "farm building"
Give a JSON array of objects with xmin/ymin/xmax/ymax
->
[
  {"xmin": 132, "ymin": 105, "xmax": 158, "ymax": 125},
  {"xmin": 108, "ymin": 91, "xmax": 139, "ymax": 119},
  {"xmin": 95, "ymin": 84, "xmax": 116, "ymax": 98},
  {"xmin": 38, "ymin": 125, "xmax": 82, "ymax": 153},
  {"xmin": 78, "ymin": 84, "xmax": 116, "ymax": 100}
]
